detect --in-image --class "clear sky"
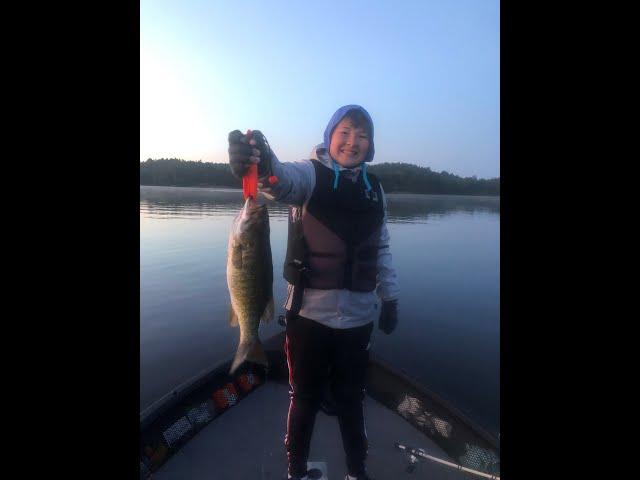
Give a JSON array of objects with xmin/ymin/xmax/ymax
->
[{"xmin": 141, "ymin": 0, "xmax": 500, "ymax": 179}]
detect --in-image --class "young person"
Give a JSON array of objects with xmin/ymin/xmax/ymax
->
[{"xmin": 228, "ymin": 105, "xmax": 399, "ymax": 480}]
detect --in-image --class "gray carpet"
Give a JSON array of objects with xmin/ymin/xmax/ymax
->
[{"xmin": 154, "ymin": 381, "xmax": 472, "ymax": 480}]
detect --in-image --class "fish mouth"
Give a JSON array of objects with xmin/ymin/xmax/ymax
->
[
  {"xmin": 243, "ymin": 199, "xmax": 268, "ymax": 218},
  {"xmin": 233, "ymin": 197, "xmax": 269, "ymax": 238},
  {"xmin": 244, "ymin": 197, "xmax": 267, "ymax": 210}
]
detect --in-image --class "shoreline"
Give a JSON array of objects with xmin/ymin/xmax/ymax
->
[{"xmin": 139, "ymin": 184, "xmax": 500, "ymax": 199}]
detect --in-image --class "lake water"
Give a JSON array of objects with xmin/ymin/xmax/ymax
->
[{"xmin": 140, "ymin": 186, "xmax": 500, "ymax": 437}]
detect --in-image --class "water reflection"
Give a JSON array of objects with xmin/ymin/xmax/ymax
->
[
  {"xmin": 385, "ymin": 193, "xmax": 499, "ymax": 223},
  {"xmin": 140, "ymin": 186, "xmax": 499, "ymax": 222},
  {"xmin": 140, "ymin": 186, "xmax": 290, "ymax": 219},
  {"xmin": 140, "ymin": 185, "xmax": 499, "ymax": 436}
]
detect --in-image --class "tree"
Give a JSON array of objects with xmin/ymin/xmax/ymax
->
[{"xmin": 140, "ymin": 159, "xmax": 499, "ymax": 196}]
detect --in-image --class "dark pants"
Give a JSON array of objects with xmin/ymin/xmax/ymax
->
[{"xmin": 284, "ymin": 314, "xmax": 373, "ymax": 478}]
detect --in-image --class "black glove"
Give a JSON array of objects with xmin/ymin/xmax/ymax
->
[
  {"xmin": 378, "ymin": 299, "xmax": 398, "ymax": 335},
  {"xmin": 228, "ymin": 129, "xmax": 272, "ymax": 179}
]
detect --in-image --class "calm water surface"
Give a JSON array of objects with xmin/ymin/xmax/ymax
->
[{"xmin": 140, "ymin": 186, "xmax": 500, "ymax": 436}]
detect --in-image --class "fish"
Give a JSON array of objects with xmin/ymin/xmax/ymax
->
[{"xmin": 226, "ymin": 196, "xmax": 274, "ymax": 375}]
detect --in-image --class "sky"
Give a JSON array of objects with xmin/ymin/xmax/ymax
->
[{"xmin": 140, "ymin": 0, "xmax": 500, "ymax": 179}]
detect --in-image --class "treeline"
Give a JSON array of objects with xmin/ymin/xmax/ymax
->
[
  {"xmin": 140, "ymin": 158, "xmax": 237, "ymax": 188},
  {"xmin": 367, "ymin": 162, "xmax": 499, "ymax": 196},
  {"xmin": 140, "ymin": 158, "xmax": 499, "ymax": 196}
]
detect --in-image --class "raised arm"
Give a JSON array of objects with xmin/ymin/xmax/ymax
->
[
  {"xmin": 228, "ymin": 129, "xmax": 314, "ymax": 206},
  {"xmin": 259, "ymin": 152, "xmax": 314, "ymax": 206}
]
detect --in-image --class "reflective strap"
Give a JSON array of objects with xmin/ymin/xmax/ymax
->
[
  {"xmin": 332, "ymin": 162, "xmax": 340, "ymax": 189},
  {"xmin": 362, "ymin": 162, "xmax": 372, "ymax": 191}
]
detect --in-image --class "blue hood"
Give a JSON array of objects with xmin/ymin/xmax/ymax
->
[{"xmin": 323, "ymin": 104, "xmax": 375, "ymax": 164}]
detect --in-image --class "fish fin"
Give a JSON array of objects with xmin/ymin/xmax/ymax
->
[
  {"xmin": 229, "ymin": 339, "xmax": 268, "ymax": 375},
  {"xmin": 260, "ymin": 296, "xmax": 274, "ymax": 324},
  {"xmin": 229, "ymin": 306, "xmax": 239, "ymax": 326}
]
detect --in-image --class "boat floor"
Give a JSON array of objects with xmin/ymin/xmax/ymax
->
[{"xmin": 154, "ymin": 380, "xmax": 472, "ymax": 480}]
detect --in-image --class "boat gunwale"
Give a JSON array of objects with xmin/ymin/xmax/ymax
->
[
  {"xmin": 140, "ymin": 330, "xmax": 499, "ymax": 451},
  {"xmin": 368, "ymin": 351, "xmax": 500, "ymax": 451}
]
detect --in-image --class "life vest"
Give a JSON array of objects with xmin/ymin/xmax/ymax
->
[{"xmin": 284, "ymin": 159, "xmax": 385, "ymax": 293}]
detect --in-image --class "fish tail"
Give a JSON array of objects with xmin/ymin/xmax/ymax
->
[{"xmin": 229, "ymin": 339, "xmax": 269, "ymax": 375}]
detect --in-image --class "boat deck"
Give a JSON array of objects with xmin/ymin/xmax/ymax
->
[{"xmin": 154, "ymin": 380, "xmax": 473, "ymax": 480}]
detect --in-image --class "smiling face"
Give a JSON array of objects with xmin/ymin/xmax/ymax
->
[{"xmin": 329, "ymin": 117, "xmax": 370, "ymax": 168}]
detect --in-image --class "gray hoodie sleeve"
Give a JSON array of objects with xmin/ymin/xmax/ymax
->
[
  {"xmin": 259, "ymin": 152, "xmax": 315, "ymax": 206},
  {"xmin": 376, "ymin": 185, "xmax": 400, "ymax": 301}
]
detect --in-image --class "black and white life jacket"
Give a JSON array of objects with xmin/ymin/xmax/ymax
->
[{"xmin": 283, "ymin": 159, "xmax": 385, "ymax": 293}]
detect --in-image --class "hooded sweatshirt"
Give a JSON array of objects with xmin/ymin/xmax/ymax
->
[{"xmin": 260, "ymin": 106, "xmax": 399, "ymax": 329}]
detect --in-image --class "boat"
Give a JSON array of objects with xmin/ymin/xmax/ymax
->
[{"xmin": 140, "ymin": 322, "xmax": 500, "ymax": 479}]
